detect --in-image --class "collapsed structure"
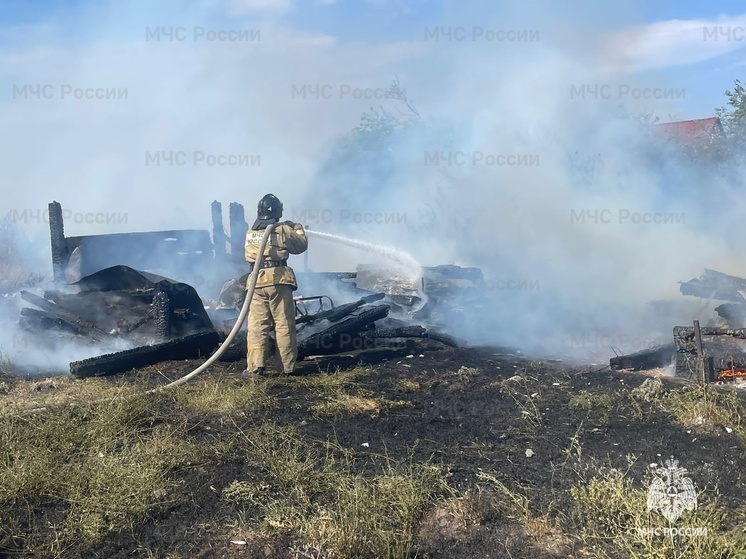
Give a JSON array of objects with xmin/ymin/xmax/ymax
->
[
  {"xmin": 610, "ymin": 268, "xmax": 746, "ymax": 385},
  {"xmin": 15, "ymin": 201, "xmax": 484, "ymax": 377}
]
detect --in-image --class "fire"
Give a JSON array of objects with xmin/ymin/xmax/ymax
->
[{"xmin": 716, "ymin": 366, "xmax": 746, "ymax": 381}]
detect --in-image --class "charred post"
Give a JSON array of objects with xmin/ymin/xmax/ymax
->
[
  {"xmin": 48, "ymin": 201, "xmax": 69, "ymax": 283},
  {"xmin": 674, "ymin": 326, "xmax": 733, "ymax": 381},
  {"xmin": 693, "ymin": 320, "xmax": 707, "ymax": 383},
  {"xmin": 229, "ymin": 202, "xmax": 248, "ymax": 261},
  {"xmin": 211, "ymin": 201, "xmax": 226, "ymax": 259}
]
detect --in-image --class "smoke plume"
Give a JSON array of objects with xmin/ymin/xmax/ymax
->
[{"xmin": 1, "ymin": 0, "xmax": 741, "ymax": 367}]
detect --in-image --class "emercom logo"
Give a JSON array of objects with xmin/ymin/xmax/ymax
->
[{"xmin": 647, "ymin": 457, "xmax": 698, "ymax": 523}]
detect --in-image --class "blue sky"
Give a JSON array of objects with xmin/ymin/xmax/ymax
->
[{"xmin": 3, "ymin": 0, "xmax": 746, "ymax": 119}]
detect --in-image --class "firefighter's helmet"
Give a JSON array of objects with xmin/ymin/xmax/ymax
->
[{"xmin": 257, "ymin": 193, "xmax": 283, "ymax": 220}]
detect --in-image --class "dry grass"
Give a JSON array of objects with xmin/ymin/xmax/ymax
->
[
  {"xmin": 225, "ymin": 423, "xmax": 454, "ymax": 558},
  {"xmin": 395, "ymin": 379, "xmax": 421, "ymax": 392},
  {"xmin": 0, "ymin": 371, "xmax": 276, "ymax": 557},
  {"xmin": 311, "ymin": 393, "xmax": 412, "ymax": 417},
  {"xmin": 659, "ymin": 384, "xmax": 744, "ymax": 429},
  {"xmin": 567, "ymin": 459, "xmax": 746, "ymax": 558},
  {"xmin": 0, "ymin": 374, "xmax": 142, "ymax": 415}
]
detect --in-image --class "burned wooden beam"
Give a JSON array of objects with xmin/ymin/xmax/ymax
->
[
  {"xmin": 19, "ymin": 307, "xmax": 84, "ymax": 336},
  {"xmin": 609, "ymin": 344, "xmax": 677, "ymax": 371},
  {"xmin": 212, "ymin": 200, "xmax": 227, "ymax": 259},
  {"xmin": 69, "ymin": 331, "xmax": 220, "ymax": 378},
  {"xmin": 674, "ymin": 326, "xmax": 746, "ymax": 342},
  {"xmin": 297, "ymin": 304, "xmax": 391, "ymax": 359},
  {"xmin": 20, "ymin": 290, "xmax": 115, "ymax": 341},
  {"xmin": 48, "ymin": 201, "xmax": 69, "ymax": 283},
  {"xmin": 357, "ymin": 325, "xmax": 427, "ymax": 339},
  {"xmin": 693, "ymin": 320, "xmax": 707, "ymax": 383},
  {"xmin": 296, "ymin": 293, "xmax": 386, "ymax": 325},
  {"xmin": 229, "ymin": 202, "xmax": 247, "ymax": 260},
  {"xmin": 116, "ymin": 309, "xmax": 154, "ymax": 335},
  {"xmin": 425, "ymin": 330, "xmax": 460, "ymax": 348},
  {"xmin": 679, "ymin": 269, "xmax": 746, "ymax": 303}
]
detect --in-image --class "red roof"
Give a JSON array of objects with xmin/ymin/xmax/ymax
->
[{"xmin": 654, "ymin": 117, "xmax": 724, "ymax": 148}]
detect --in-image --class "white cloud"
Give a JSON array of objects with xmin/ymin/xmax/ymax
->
[
  {"xmin": 228, "ymin": 0, "xmax": 295, "ymax": 15},
  {"xmin": 598, "ymin": 14, "xmax": 746, "ymax": 72}
]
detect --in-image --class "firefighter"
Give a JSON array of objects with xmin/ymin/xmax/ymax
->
[{"xmin": 244, "ymin": 193, "xmax": 308, "ymax": 376}]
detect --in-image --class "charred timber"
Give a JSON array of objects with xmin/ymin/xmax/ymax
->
[
  {"xmin": 297, "ymin": 304, "xmax": 390, "ymax": 359},
  {"xmin": 49, "ymin": 201, "xmax": 68, "ymax": 283},
  {"xmin": 116, "ymin": 310, "xmax": 154, "ymax": 336},
  {"xmin": 211, "ymin": 201, "xmax": 227, "ymax": 258},
  {"xmin": 357, "ymin": 326, "xmax": 428, "ymax": 339},
  {"xmin": 670, "ymin": 326, "xmax": 746, "ymax": 381},
  {"xmin": 20, "ymin": 290, "xmax": 114, "ymax": 341},
  {"xmin": 43, "ymin": 290, "xmax": 155, "ymax": 305},
  {"xmin": 229, "ymin": 202, "xmax": 247, "ymax": 260},
  {"xmin": 19, "ymin": 307, "xmax": 84, "ymax": 336},
  {"xmin": 423, "ymin": 329, "xmax": 461, "ymax": 348},
  {"xmin": 69, "ymin": 331, "xmax": 221, "ymax": 378},
  {"xmin": 673, "ymin": 326, "xmax": 746, "ymax": 342},
  {"xmin": 679, "ymin": 269, "xmax": 746, "ymax": 303},
  {"xmin": 296, "ymin": 293, "xmax": 386, "ymax": 325},
  {"xmin": 609, "ymin": 344, "xmax": 676, "ymax": 371}
]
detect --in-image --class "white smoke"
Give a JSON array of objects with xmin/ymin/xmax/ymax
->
[{"xmin": 1, "ymin": 0, "xmax": 743, "ymax": 367}]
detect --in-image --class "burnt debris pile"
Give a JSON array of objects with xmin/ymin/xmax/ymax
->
[
  {"xmin": 610, "ymin": 268, "xmax": 746, "ymax": 385},
  {"xmin": 11, "ymin": 201, "xmax": 491, "ymax": 378}
]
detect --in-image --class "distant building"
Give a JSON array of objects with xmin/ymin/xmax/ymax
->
[{"xmin": 654, "ymin": 117, "xmax": 726, "ymax": 149}]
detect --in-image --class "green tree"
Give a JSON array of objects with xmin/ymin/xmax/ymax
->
[{"xmin": 715, "ymin": 79, "xmax": 746, "ymax": 159}]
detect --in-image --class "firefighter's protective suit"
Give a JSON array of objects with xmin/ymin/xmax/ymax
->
[{"xmin": 244, "ymin": 218, "xmax": 308, "ymax": 374}]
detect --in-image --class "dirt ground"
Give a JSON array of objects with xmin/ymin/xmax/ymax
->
[{"xmin": 3, "ymin": 340, "xmax": 746, "ymax": 558}]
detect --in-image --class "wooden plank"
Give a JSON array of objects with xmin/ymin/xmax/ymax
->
[
  {"xmin": 693, "ymin": 320, "xmax": 705, "ymax": 382},
  {"xmin": 212, "ymin": 201, "xmax": 227, "ymax": 258},
  {"xmin": 609, "ymin": 344, "xmax": 676, "ymax": 371},
  {"xmin": 20, "ymin": 290, "xmax": 115, "ymax": 341}
]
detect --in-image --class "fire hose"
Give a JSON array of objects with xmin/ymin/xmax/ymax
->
[{"xmin": 147, "ymin": 223, "xmax": 276, "ymax": 392}]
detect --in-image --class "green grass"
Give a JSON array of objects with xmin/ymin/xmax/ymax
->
[{"xmin": 0, "ymin": 366, "xmax": 450, "ymax": 558}]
